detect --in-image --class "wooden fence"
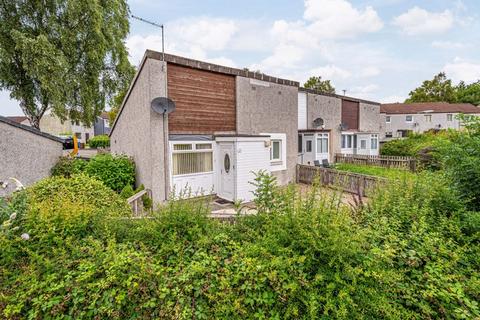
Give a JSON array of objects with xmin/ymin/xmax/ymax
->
[
  {"xmin": 296, "ymin": 164, "xmax": 385, "ymax": 197},
  {"xmin": 335, "ymin": 153, "xmax": 417, "ymax": 171},
  {"xmin": 127, "ymin": 189, "xmax": 153, "ymax": 217}
]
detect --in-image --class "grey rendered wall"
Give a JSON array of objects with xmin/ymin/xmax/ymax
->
[
  {"xmin": 236, "ymin": 77, "xmax": 298, "ymax": 185},
  {"xmin": 0, "ymin": 122, "xmax": 63, "ymax": 196},
  {"xmin": 110, "ymin": 58, "xmax": 168, "ymax": 203},
  {"xmin": 306, "ymin": 93, "xmax": 342, "ymax": 157},
  {"xmin": 359, "ymin": 102, "xmax": 382, "ymax": 133}
]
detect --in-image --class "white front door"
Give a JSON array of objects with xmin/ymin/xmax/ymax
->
[
  {"xmin": 218, "ymin": 143, "xmax": 235, "ymax": 201},
  {"xmin": 303, "ymin": 135, "xmax": 314, "ymax": 165},
  {"xmin": 316, "ymin": 133, "xmax": 329, "ymax": 162}
]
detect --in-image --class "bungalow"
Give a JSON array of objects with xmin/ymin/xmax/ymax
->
[
  {"xmin": 381, "ymin": 102, "xmax": 480, "ymax": 141},
  {"xmin": 110, "ymin": 51, "xmax": 298, "ymax": 203},
  {"xmin": 297, "ymin": 88, "xmax": 382, "ymax": 165}
]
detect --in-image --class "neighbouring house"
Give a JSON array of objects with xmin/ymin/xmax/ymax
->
[
  {"xmin": 110, "ymin": 51, "xmax": 298, "ymax": 203},
  {"xmin": 6, "ymin": 116, "xmax": 30, "ymax": 126},
  {"xmin": 8, "ymin": 113, "xmax": 110, "ymax": 145},
  {"xmin": 297, "ymin": 88, "xmax": 382, "ymax": 165},
  {"xmin": 0, "ymin": 115, "xmax": 64, "ymax": 197},
  {"xmin": 380, "ymin": 102, "xmax": 480, "ymax": 141},
  {"xmin": 39, "ymin": 113, "xmax": 94, "ymax": 145},
  {"xmin": 94, "ymin": 112, "xmax": 111, "ymax": 136}
]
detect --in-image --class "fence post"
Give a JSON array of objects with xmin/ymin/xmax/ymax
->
[{"xmin": 409, "ymin": 159, "xmax": 417, "ymax": 172}]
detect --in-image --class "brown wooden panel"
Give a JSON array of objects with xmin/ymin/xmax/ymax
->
[
  {"xmin": 167, "ymin": 64, "xmax": 236, "ymax": 134},
  {"xmin": 341, "ymin": 99, "xmax": 359, "ymax": 130}
]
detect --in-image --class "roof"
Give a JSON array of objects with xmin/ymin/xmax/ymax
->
[
  {"xmin": 0, "ymin": 115, "xmax": 64, "ymax": 143},
  {"xmin": 146, "ymin": 50, "xmax": 299, "ymax": 87},
  {"xmin": 299, "ymin": 87, "xmax": 381, "ymax": 106},
  {"xmin": 381, "ymin": 102, "xmax": 480, "ymax": 114},
  {"xmin": 6, "ymin": 116, "xmax": 28, "ymax": 123}
]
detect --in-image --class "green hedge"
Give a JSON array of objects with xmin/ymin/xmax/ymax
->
[
  {"xmin": 88, "ymin": 135, "xmax": 110, "ymax": 148},
  {"xmin": 51, "ymin": 154, "xmax": 135, "ymax": 193},
  {"xmin": 1, "ymin": 172, "xmax": 478, "ymax": 319}
]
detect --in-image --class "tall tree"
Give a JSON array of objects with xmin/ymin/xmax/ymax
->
[
  {"xmin": 456, "ymin": 81, "xmax": 480, "ymax": 106},
  {"xmin": 304, "ymin": 76, "xmax": 335, "ymax": 94},
  {"xmin": 0, "ymin": 0, "xmax": 135, "ymax": 129},
  {"xmin": 405, "ymin": 72, "xmax": 457, "ymax": 103}
]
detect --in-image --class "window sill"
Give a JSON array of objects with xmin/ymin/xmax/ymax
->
[{"xmin": 270, "ymin": 160, "xmax": 283, "ymax": 166}]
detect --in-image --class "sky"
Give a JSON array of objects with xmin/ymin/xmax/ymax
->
[{"xmin": 2, "ymin": 0, "xmax": 480, "ymax": 116}]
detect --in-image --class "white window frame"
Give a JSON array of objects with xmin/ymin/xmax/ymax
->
[
  {"xmin": 424, "ymin": 114, "xmax": 432, "ymax": 123},
  {"xmin": 406, "ymin": 115, "xmax": 413, "ymax": 123},
  {"xmin": 386, "ymin": 116, "xmax": 391, "ymax": 123},
  {"xmin": 270, "ymin": 139, "xmax": 282, "ymax": 161},
  {"xmin": 341, "ymin": 133, "xmax": 355, "ymax": 150},
  {"xmin": 262, "ymin": 133, "xmax": 287, "ymax": 172},
  {"xmin": 316, "ymin": 133, "xmax": 329, "ymax": 154},
  {"xmin": 170, "ymin": 141, "xmax": 214, "ymax": 177},
  {"xmin": 447, "ymin": 113, "xmax": 453, "ymax": 121}
]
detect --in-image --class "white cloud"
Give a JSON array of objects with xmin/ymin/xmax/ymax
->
[
  {"xmin": 393, "ymin": 7, "xmax": 454, "ymax": 35},
  {"xmin": 170, "ymin": 18, "xmax": 237, "ymax": 51},
  {"xmin": 310, "ymin": 65, "xmax": 351, "ymax": 81},
  {"xmin": 379, "ymin": 95, "xmax": 405, "ymax": 103},
  {"xmin": 126, "ymin": 17, "xmax": 238, "ymax": 66},
  {"xmin": 443, "ymin": 57, "xmax": 480, "ymax": 83},
  {"xmin": 359, "ymin": 66, "xmax": 381, "ymax": 77},
  {"xmin": 349, "ymin": 84, "xmax": 379, "ymax": 99},
  {"xmin": 431, "ymin": 40, "xmax": 468, "ymax": 49},
  {"xmin": 303, "ymin": 0, "xmax": 383, "ymax": 39}
]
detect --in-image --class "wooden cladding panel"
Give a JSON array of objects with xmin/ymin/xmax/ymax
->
[
  {"xmin": 167, "ymin": 64, "xmax": 236, "ymax": 134},
  {"xmin": 341, "ymin": 99, "xmax": 359, "ymax": 130}
]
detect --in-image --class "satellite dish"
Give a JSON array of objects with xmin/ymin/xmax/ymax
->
[
  {"xmin": 340, "ymin": 123, "xmax": 349, "ymax": 131},
  {"xmin": 151, "ymin": 97, "xmax": 176, "ymax": 114},
  {"xmin": 313, "ymin": 118, "xmax": 324, "ymax": 128}
]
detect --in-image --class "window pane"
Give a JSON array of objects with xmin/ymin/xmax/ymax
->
[
  {"xmin": 322, "ymin": 138, "xmax": 328, "ymax": 153},
  {"xmin": 298, "ymin": 135, "xmax": 303, "ymax": 153},
  {"xmin": 306, "ymin": 140, "xmax": 312, "ymax": 152},
  {"xmin": 173, "ymin": 144, "xmax": 192, "ymax": 151},
  {"xmin": 341, "ymin": 135, "xmax": 346, "ymax": 148},
  {"xmin": 347, "ymin": 135, "xmax": 352, "ymax": 148},
  {"xmin": 371, "ymin": 138, "xmax": 378, "ymax": 149},
  {"xmin": 360, "ymin": 140, "xmax": 367, "ymax": 149},
  {"xmin": 272, "ymin": 141, "xmax": 280, "ymax": 160},
  {"xmin": 173, "ymin": 152, "xmax": 213, "ymax": 175},
  {"xmin": 196, "ymin": 143, "xmax": 212, "ymax": 150}
]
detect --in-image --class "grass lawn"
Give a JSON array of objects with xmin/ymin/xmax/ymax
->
[{"xmin": 334, "ymin": 162, "xmax": 415, "ymax": 180}]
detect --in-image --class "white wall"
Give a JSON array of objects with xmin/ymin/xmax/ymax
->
[
  {"xmin": 235, "ymin": 140, "xmax": 270, "ymax": 202},
  {"xmin": 298, "ymin": 92, "xmax": 307, "ymax": 130}
]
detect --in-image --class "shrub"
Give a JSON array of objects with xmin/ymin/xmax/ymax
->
[
  {"xmin": 51, "ymin": 156, "xmax": 87, "ymax": 177},
  {"xmin": 88, "ymin": 134, "xmax": 110, "ymax": 148},
  {"xmin": 1, "ymin": 169, "xmax": 479, "ymax": 319},
  {"xmin": 25, "ymin": 174, "xmax": 131, "ymax": 239},
  {"xmin": 120, "ymin": 184, "xmax": 135, "ymax": 199},
  {"xmin": 84, "ymin": 154, "xmax": 135, "ymax": 192}
]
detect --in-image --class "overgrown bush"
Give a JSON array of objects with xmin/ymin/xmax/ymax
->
[
  {"xmin": 1, "ymin": 171, "xmax": 479, "ymax": 319},
  {"xmin": 361, "ymin": 173, "xmax": 479, "ymax": 319},
  {"xmin": 51, "ymin": 156, "xmax": 87, "ymax": 177},
  {"xmin": 51, "ymin": 154, "xmax": 136, "ymax": 193},
  {"xmin": 24, "ymin": 174, "xmax": 130, "ymax": 239},
  {"xmin": 88, "ymin": 134, "xmax": 110, "ymax": 148}
]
